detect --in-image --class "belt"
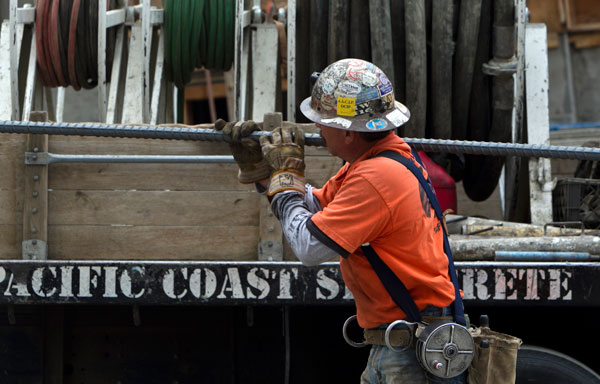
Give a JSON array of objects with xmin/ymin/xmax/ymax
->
[
  {"xmin": 364, "ymin": 328, "xmax": 413, "ymax": 347},
  {"xmin": 364, "ymin": 315, "xmax": 453, "ymax": 347}
]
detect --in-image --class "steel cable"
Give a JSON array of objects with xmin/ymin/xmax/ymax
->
[{"xmin": 1, "ymin": 120, "xmax": 599, "ymax": 161}]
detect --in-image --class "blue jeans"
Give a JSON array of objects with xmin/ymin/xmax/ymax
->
[{"xmin": 360, "ymin": 306, "xmax": 468, "ymax": 384}]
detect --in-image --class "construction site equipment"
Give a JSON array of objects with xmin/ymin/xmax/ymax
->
[
  {"xmin": 1, "ymin": 118, "xmax": 600, "ymax": 160},
  {"xmin": 1, "ymin": 1, "xmax": 600, "ymax": 383}
]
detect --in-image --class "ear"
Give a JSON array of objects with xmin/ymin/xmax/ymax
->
[{"xmin": 344, "ymin": 130, "xmax": 357, "ymax": 144}]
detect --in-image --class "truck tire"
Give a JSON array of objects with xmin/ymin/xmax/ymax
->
[{"xmin": 516, "ymin": 345, "xmax": 600, "ymax": 384}]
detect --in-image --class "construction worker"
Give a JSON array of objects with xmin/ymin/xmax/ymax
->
[{"xmin": 216, "ymin": 58, "xmax": 466, "ymax": 383}]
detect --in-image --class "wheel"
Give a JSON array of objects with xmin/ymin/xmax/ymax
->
[{"xmin": 516, "ymin": 345, "xmax": 600, "ymax": 384}]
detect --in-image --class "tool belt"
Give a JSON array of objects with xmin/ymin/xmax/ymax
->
[
  {"xmin": 363, "ymin": 315, "xmax": 452, "ymax": 347},
  {"xmin": 364, "ymin": 328, "xmax": 412, "ymax": 347}
]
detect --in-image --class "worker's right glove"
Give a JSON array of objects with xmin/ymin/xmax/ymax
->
[
  {"xmin": 260, "ymin": 125, "xmax": 306, "ymax": 197},
  {"xmin": 215, "ymin": 119, "xmax": 271, "ymax": 184}
]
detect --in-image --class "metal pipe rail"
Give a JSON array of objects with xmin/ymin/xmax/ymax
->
[
  {"xmin": 2, "ymin": 119, "xmax": 600, "ymax": 160},
  {"xmin": 25, "ymin": 152, "xmax": 236, "ymax": 165}
]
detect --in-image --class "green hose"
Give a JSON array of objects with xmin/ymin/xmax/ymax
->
[
  {"xmin": 215, "ymin": 0, "xmax": 225, "ymax": 70},
  {"xmin": 223, "ymin": 0, "xmax": 234, "ymax": 71},
  {"xmin": 180, "ymin": 0, "xmax": 192, "ymax": 85},
  {"xmin": 205, "ymin": 0, "xmax": 218, "ymax": 69},
  {"xmin": 165, "ymin": 0, "xmax": 236, "ymax": 89},
  {"xmin": 171, "ymin": 0, "xmax": 183, "ymax": 87}
]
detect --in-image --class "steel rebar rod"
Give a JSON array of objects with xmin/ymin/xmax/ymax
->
[{"xmin": 2, "ymin": 119, "xmax": 600, "ymax": 160}]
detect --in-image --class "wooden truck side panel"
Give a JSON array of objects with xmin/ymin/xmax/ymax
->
[{"xmin": 0, "ymin": 131, "xmax": 342, "ymax": 261}]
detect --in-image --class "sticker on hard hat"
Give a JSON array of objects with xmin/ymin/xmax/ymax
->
[
  {"xmin": 322, "ymin": 78, "xmax": 336, "ymax": 94},
  {"xmin": 366, "ymin": 119, "xmax": 388, "ymax": 130},
  {"xmin": 356, "ymin": 87, "xmax": 379, "ymax": 103},
  {"xmin": 347, "ymin": 68, "xmax": 378, "ymax": 87},
  {"xmin": 386, "ymin": 109, "xmax": 409, "ymax": 127},
  {"xmin": 337, "ymin": 97, "xmax": 356, "ymax": 116},
  {"xmin": 377, "ymin": 74, "xmax": 393, "ymax": 96},
  {"xmin": 322, "ymin": 117, "xmax": 352, "ymax": 129},
  {"xmin": 338, "ymin": 80, "xmax": 361, "ymax": 95},
  {"xmin": 397, "ymin": 102, "xmax": 410, "ymax": 114},
  {"xmin": 320, "ymin": 94, "xmax": 336, "ymax": 111},
  {"xmin": 348, "ymin": 59, "xmax": 367, "ymax": 69}
]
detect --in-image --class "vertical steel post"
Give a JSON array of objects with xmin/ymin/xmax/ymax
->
[{"xmin": 525, "ymin": 24, "xmax": 554, "ymax": 225}]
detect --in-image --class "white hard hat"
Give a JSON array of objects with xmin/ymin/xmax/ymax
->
[{"xmin": 300, "ymin": 58, "xmax": 410, "ymax": 132}]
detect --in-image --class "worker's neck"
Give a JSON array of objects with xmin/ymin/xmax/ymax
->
[{"xmin": 344, "ymin": 140, "xmax": 379, "ymax": 164}]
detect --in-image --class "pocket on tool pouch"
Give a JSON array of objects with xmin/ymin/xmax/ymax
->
[{"xmin": 468, "ymin": 326, "xmax": 522, "ymax": 384}]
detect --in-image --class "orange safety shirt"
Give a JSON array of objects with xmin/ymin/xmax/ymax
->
[{"xmin": 308, "ymin": 134, "xmax": 456, "ymax": 329}]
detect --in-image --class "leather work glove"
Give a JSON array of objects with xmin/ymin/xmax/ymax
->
[
  {"xmin": 260, "ymin": 125, "xmax": 306, "ymax": 197},
  {"xmin": 215, "ymin": 119, "xmax": 271, "ymax": 184}
]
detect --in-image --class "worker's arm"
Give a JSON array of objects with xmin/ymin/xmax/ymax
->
[
  {"xmin": 258, "ymin": 126, "xmax": 341, "ymax": 265},
  {"xmin": 270, "ymin": 189, "xmax": 339, "ymax": 266}
]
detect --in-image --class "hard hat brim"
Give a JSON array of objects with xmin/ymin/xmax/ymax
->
[{"xmin": 299, "ymin": 96, "xmax": 411, "ymax": 132}]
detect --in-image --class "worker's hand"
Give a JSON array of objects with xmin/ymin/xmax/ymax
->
[
  {"xmin": 260, "ymin": 125, "xmax": 305, "ymax": 197},
  {"xmin": 215, "ymin": 119, "xmax": 271, "ymax": 184}
]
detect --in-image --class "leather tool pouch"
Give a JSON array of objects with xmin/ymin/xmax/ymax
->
[{"xmin": 468, "ymin": 325, "xmax": 522, "ymax": 384}]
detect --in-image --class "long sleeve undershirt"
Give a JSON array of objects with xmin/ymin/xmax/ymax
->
[{"xmin": 270, "ymin": 185, "xmax": 340, "ymax": 266}]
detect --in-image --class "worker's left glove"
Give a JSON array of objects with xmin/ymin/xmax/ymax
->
[
  {"xmin": 215, "ymin": 119, "xmax": 271, "ymax": 184},
  {"xmin": 260, "ymin": 125, "xmax": 306, "ymax": 197}
]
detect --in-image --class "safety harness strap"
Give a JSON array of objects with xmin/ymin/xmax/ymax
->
[
  {"xmin": 361, "ymin": 150, "xmax": 466, "ymax": 325},
  {"xmin": 361, "ymin": 244, "xmax": 423, "ymax": 322}
]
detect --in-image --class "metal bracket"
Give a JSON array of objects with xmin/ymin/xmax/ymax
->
[
  {"xmin": 252, "ymin": 3, "xmax": 263, "ymax": 24},
  {"xmin": 22, "ymin": 239, "xmax": 48, "ymax": 260},
  {"xmin": 107, "ymin": 8, "xmax": 127, "ymax": 28},
  {"xmin": 125, "ymin": 5, "xmax": 163, "ymax": 26},
  {"xmin": 16, "ymin": 5, "xmax": 35, "ymax": 24},
  {"xmin": 482, "ymin": 58, "xmax": 518, "ymax": 76},
  {"xmin": 24, "ymin": 151, "xmax": 51, "ymax": 165}
]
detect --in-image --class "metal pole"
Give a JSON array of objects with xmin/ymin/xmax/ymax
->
[
  {"xmin": 25, "ymin": 153, "xmax": 236, "ymax": 165},
  {"xmin": 1, "ymin": 119, "xmax": 600, "ymax": 160}
]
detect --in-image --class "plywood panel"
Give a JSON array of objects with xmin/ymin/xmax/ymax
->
[
  {"xmin": 0, "ymin": 225, "xmax": 21, "ymax": 259},
  {"xmin": 48, "ymin": 190, "xmax": 260, "ymax": 226},
  {"xmin": 48, "ymin": 225, "xmax": 258, "ymax": 260}
]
